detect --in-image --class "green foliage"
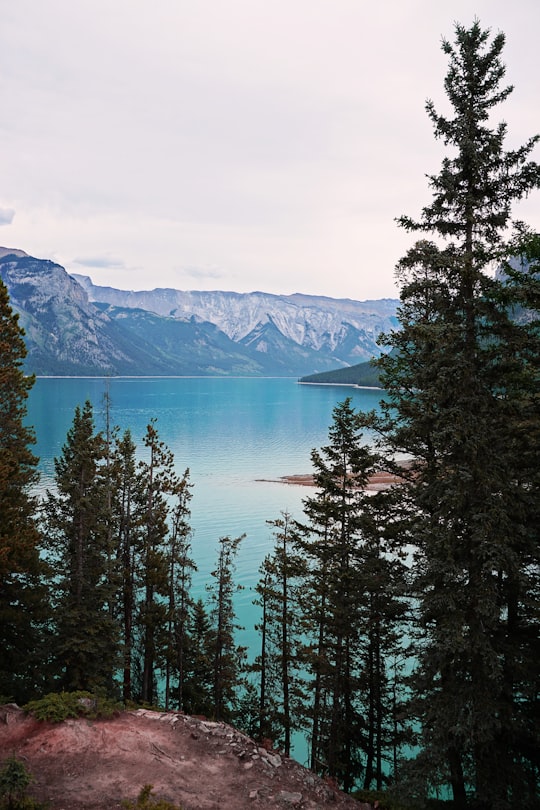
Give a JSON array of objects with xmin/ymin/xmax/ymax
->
[
  {"xmin": 122, "ymin": 784, "xmax": 183, "ymax": 810},
  {"xmin": 0, "ymin": 758, "xmax": 32, "ymax": 801},
  {"xmin": 179, "ymin": 599, "xmax": 214, "ymax": 717},
  {"xmin": 293, "ymin": 398, "xmax": 409, "ymax": 793},
  {"xmin": 24, "ymin": 691, "xmax": 122, "ymax": 723},
  {"xmin": 207, "ymin": 534, "xmax": 246, "ymax": 721},
  {"xmin": 0, "ymin": 280, "xmax": 49, "ymax": 704},
  {"xmin": 36, "ymin": 404, "xmax": 198, "ymax": 710},
  {"xmin": 161, "ymin": 467, "xmax": 195, "ymax": 712},
  {"xmin": 41, "ymin": 400, "xmax": 121, "ymax": 693},
  {"xmin": 136, "ymin": 420, "xmax": 181, "ymax": 706},
  {"xmin": 374, "ymin": 19, "xmax": 540, "ymax": 809},
  {"xmin": 250, "ymin": 511, "xmax": 305, "ymax": 755},
  {"xmin": 0, "ymin": 756, "xmax": 46, "ymax": 810}
]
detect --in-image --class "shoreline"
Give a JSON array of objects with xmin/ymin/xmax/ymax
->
[
  {"xmin": 257, "ymin": 467, "xmax": 410, "ymax": 492},
  {"xmin": 297, "ymin": 381, "xmax": 384, "ymax": 390}
]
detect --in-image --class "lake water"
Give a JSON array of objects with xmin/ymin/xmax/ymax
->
[{"xmin": 28, "ymin": 376, "xmax": 384, "ymax": 745}]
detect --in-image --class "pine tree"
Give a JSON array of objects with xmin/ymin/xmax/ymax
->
[
  {"xmin": 110, "ymin": 421, "xmax": 194, "ymax": 708},
  {"xmin": 252, "ymin": 555, "xmax": 276, "ymax": 740},
  {"xmin": 101, "ymin": 388, "xmax": 122, "ymax": 645},
  {"xmin": 375, "ymin": 21, "xmax": 540, "ymax": 808},
  {"xmin": 136, "ymin": 420, "xmax": 177, "ymax": 705},
  {"xmin": 356, "ymin": 487, "xmax": 410, "ymax": 791},
  {"xmin": 163, "ymin": 467, "xmax": 195, "ymax": 711},
  {"xmin": 207, "ymin": 534, "xmax": 246, "ymax": 721},
  {"xmin": 112, "ymin": 428, "xmax": 141, "ymax": 702},
  {"xmin": 182, "ymin": 598, "xmax": 214, "ymax": 716},
  {"xmin": 252, "ymin": 512, "xmax": 304, "ymax": 753},
  {"xmin": 295, "ymin": 398, "xmax": 396, "ymax": 791},
  {"xmin": 0, "ymin": 280, "xmax": 48, "ymax": 702},
  {"xmin": 43, "ymin": 400, "xmax": 120, "ymax": 692}
]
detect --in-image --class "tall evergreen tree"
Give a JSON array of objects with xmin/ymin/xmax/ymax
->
[
  {"xmin": 252, "ymin": 512, "xmax": 304, "ymax": 753},
  {"xmin": 295, "ymin": 398, "xmax": 405, "ymax": 792},
  {"xmin": 136, "ymin": 420, "xmax": 177, "ymax": 705},
  {"xmin": 182, "ymin": 597, "xmax": 214, "ymax": 716},
  {"xmin": 111, "ymin": 428, "xmax": 141, "ymax": 702},
  {"xmin": 162, "ymin": 467, "xmax": 195, "ymax": 711},
  {"xmin": 355, "ymin": 487, "xmax": 410, "ymax": 792},
  {"xmin": 375, "ymin": 21, "xmax": 540, "ymax": 808},
  {"xmin": 100, "ymin": 418, "xmax": 195, "ymax": 708},
  {"xmin": 0, "ymin": 280, "xmax": 47, "ymax": 702},
  {"xmin": 101, "ymin": 389, "xmax": 122, "ymax": 644},
  {"xmin": 43, "ymin": 400, "xmax": 120, "ymax": 692},
  {"xmin": 207, "ymin": 534, "xmax": 246, "ymax": 721}
]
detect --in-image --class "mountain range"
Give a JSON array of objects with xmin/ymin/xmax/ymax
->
[{"xmin": 0, "ymin": 248, "xmax": 398, "ymax": 377}]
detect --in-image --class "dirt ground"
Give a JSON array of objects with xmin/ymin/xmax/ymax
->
[{"xmin": 0, "ymin": 705, "xmax": 371, "ymax": 810}]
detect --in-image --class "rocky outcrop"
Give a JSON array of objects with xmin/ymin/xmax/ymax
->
[
  {"xmin": 0, "ymin": 704, "xmax": 371, "ymax": 810},
  {"xmin": 0, "ymin": 253, "xmax": 135, "ymax": 375}
]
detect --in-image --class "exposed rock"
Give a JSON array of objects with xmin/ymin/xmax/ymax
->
[
  {"xmin": 0, "ymin": 705, "xmax": 369, "ymax": 810},
  {"xmin": 0, "ymin": 248, "xmax": 399, "ymax": 376},
  {"xmin": 277, "ymin": 791, "xmax": 303, "ymax": 805},
  {"xmin": 74, "ymin": 274, "xmax": 398, "ymax": 361}
]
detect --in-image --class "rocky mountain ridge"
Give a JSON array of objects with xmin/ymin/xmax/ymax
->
[
  {"xmin": 74, "ymin": 274, "xmax": 398, "ymax": 357},
  {"xmin": 0, "ymin": 248, "xmax": 398, "ymax": 376}
]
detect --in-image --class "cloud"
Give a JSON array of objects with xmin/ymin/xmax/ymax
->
[
  {"xmin": 1, "ymin": 1, "xmax": 539, "ymax": 299},
  {"xmin": 182, "ymin": 266, "xmax": 226, "ymax": 282},
  {"xmin": 73, "ymin": 255, "xmax": 126, "ymax": 269},
  {"xmin": 0, "ymin": 208, "xmax": 15, "ymax": 226}
]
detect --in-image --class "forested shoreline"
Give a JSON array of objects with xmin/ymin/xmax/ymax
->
[{"xmin": 1, "ymin": 21, "xmax": 539, "ymax": 810}]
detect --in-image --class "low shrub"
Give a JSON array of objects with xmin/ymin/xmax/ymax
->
[
  {"xmin": 24, "ymin": 691, "xmax": 122, "ymax": 723},
  {"xmin": 122, "ymin": 784, "xmax": 182, "ymax": 809},
  {"xmin": 0, "ymin": 756, "xmax": 47, "ymax": 810}
]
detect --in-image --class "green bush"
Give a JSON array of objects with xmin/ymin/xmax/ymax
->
[
  {"xmin": 23, "ymin": 691, "xmax": 122, "ymax": 723},
  {"xmin": 122, "ymin": 784, "xmax": 183, "ymax": 810},
  {"xmin": 0, "ymin": 756, "xmax": 47, "ymax": 810}
]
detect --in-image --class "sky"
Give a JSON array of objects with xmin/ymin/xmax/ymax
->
[{"xmin": 1, "ymin": 0, "xmax": 539, "ymax": 300}]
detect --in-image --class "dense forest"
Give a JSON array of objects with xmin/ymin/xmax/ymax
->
[{"xmin": 1, "ymin": 22, "xmax": 539, "ymax": 810}]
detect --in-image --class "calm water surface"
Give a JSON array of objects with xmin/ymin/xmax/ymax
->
[{"xmin": 28, "ymin": 377, "xmax": 384, "ymax": 729}]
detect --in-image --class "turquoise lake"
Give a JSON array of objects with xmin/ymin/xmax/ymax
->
[{"xmin": 28, "ymin": 376, "xmax": 385, "ymax": 741}]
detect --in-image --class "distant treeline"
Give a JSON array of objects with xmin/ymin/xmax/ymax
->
[{"xmin": 299, "ymin": 356, "xmax": 384, "ymax": 387}]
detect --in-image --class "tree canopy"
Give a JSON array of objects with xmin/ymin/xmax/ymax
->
[{"xmin": 375, "ymin": 20, "xmax": 540, "ymax": 809}]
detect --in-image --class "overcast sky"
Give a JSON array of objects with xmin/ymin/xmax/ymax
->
[{"xmin": 1, "ymin": 0, "xmax": 539, "ymax": 299}]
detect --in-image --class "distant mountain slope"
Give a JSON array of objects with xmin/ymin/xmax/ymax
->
[
  {"xmin": 300, "ymin": 357, "xmax": 383, "ymax": 388},
  {"xmin": 0, "ymin": 248, "xmax": 399, "ymax": 376},
  {"xmin": 95, "ymin": 303, "xmax": 281, "ymax": 375},
  {"xmin": 0, "ymin": 252, "xmax": 137, "ymax": 375},
  {"xmin": 0, "ymin": 246, "xmax": 28, "ymax": 259},
  {"xmin": 73, "ymin": 275, "xmax": 399, "ymax": 366}
]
